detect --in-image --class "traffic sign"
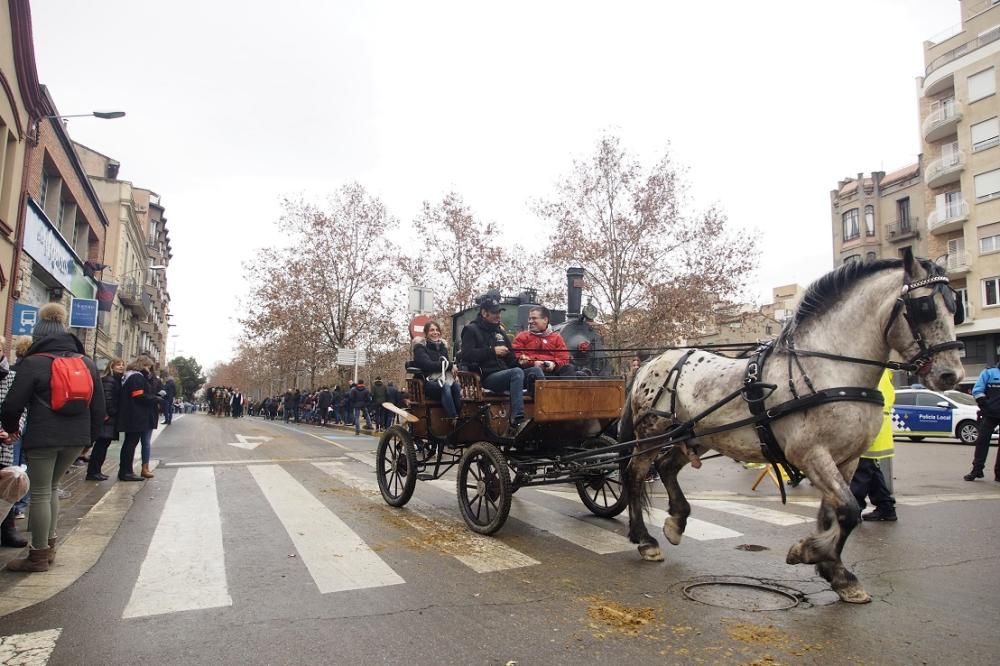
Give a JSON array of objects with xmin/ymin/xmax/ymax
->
[
  {"xmin": 408, "ymin": 286, "xmax": 434, "ymax": 314},
  {"xmin": 12, "ymin": 304, "xmax": 38, "ymax": 335},
  {"xmin": 409, "ymin": 314, "xmax": 430, "ymax": 339},
  {"xmin": 69, "ymin": 298, "xmax": 99, "ymax": 329},
  {"xmin": 336, "ymin": 349, "xmax": 367, "ymax": 366}
]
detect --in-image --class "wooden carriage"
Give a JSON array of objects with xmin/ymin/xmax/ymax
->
[{"xmin": 377, "ymin": 372, "xmax": 629, "ymax": 535}]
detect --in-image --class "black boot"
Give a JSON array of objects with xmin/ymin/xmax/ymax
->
[
  {"xmin": 862, "ymin": 508, "xmax": 898, "ymax": 522},
  {"xmin": 1, "ymin": 510, "xmax": 27, "ymax": 548},
  {"xmin": 964, "ymin": 467, "xmax": 984, "ymax": 481}
]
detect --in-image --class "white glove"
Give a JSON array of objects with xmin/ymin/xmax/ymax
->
[{"xmin": 158, "ymin": 390, "xmax": 167, "ymax": 397}]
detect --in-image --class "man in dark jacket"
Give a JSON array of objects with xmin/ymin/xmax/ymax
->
[
  {"xmin": 370, "ymin": 378, "xmax": 388, "ymax": 431},
  {"xmin": 162, "ymin": 375, "xmax": 177, "ymax": 425},
  {"xmin": 385, "ymin": 382, "xmax": 401, "ymax": 428},
  {"xmin": 350, "ymin": 381, "xmax": 372, "ymax": 435},
  {"xmin": 966, "ymin": 361, "xmax": 1000, "ymax": 481},
  {"xmin": 459, "ymin": 292, "xmax": 543, "ymax": 436},
  {"xmin": 1, "ymin": 303, "xmax": 105, "ymax": 572},
  {"xmin": 317, "ymin": 386, "xmax": 333, "ymax": 426},
  {"xmin": 283, "ymin": 389, "xmax": 295, "ymax": 423}
]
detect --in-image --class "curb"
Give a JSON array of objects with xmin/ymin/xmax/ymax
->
[{"xmin": 0, "ymin": 460, "xmax": 159, "ymax": 618}]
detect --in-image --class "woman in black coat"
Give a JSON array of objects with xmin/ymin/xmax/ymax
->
[
  {"xmin": 117, "ymin": 356, "xmax": 157, "ymax": 482},
  {"xmin": 413, "ymin": 320, "xmax": 462, "ymax": 418},
  {"xmin": 87, "ymin": 358, "xmax": 124, "ymax": 481}
]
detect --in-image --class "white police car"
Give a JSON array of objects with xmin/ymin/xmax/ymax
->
[{"xmin": 892, "ymin": 388, "xmax": 981, "ymax": 444}]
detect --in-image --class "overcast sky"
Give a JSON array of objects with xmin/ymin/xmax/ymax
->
[{"xmin": 29, "ymin": 0, "xmax": 958, "ymax": 369}]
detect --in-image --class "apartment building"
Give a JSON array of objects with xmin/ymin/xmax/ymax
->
[
  {"xmin": 75, "ymin": 143, "xmax": 172, "ymax": 367},
  {"xmin": 831, "ymin": 0, "xmax": 1000, "ymax": 383},
  {"xmin": 1, "ymin": 0, "xmax": 47, "ymax": 342},
  {"xmin": 685, "ymin": 284, "xmax": 804, "ymax": 347},
  {"xmin": 15, "ymin": 89, "xmax": 110, "ymax": 359}
]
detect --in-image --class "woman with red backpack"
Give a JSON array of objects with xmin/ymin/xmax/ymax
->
[{"xmin": 0, "ymin": 303, "xmax": 104, "ymax": 572}]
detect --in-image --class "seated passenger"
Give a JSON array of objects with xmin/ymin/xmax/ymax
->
[
  {"xmin": 459, "ymin": 291, "xmax": 543, "ymax": 436},
  {"xmin": 412, "ymin": 320, "xmax": 463, "ymax": 419},
  {"xmin": 513, "ymin": 306, "xmax": 582, "ymax": 376}
]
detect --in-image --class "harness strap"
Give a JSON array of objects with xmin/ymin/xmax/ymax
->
[{"xmin": 743, "ymin": 346, "xmax": 802, "ymax": 502}]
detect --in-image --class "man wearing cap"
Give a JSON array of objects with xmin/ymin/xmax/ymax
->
[{"xmin": 459, "ymin": 291, "xmax": 544, "ymax": 437}]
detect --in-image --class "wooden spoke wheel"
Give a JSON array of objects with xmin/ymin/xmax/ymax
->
[
  {"xmin": 457, "ymin": 442, "xmax": 512, "ymax": 535},
  {"xmin": 376, "ymin": 426, "xmax": 417, "ymax": 507},
  {"xmin": 575, "ymin": 435, "xmax": 629, "ymax": 518}
]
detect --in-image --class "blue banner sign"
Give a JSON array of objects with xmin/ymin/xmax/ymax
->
[{"xmin": 69, "ymin": 298, "xmax": 99, "ymax": 329}]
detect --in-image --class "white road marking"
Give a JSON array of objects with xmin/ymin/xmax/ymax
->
[
  {"xmin": 345, "ymin": 451, "xmax": 377, "ymax": 466},
  {"xmin": 423, "ymin": 479, "xmax": 631, "ymax": 554},
  {"xmin": 895, "ymin": 492, "xmax": 1000, "ymax": 506},
  {"xmin": 249, "ymin": 464, "xmax": 404, "ymax": 593},
  {"xmin": 163, "ymin": 457, "xmax": 345, "ymax": 467},
  {"xmin": 689, "ymin": 499, "xmax": 814, "ymax": 525},
  {"xmin": 123, "ymin": 467, "xmax": 232, "ymax": 618},
  {"xmin": 266, "ymin": 422, "xmax": 349, "ymax": 450},
  {"xmin": 643, "ymin": 506, "xmax": 743, "ymax": 541},
  {"xmin": 0, "ymin": 628, "xmax": 62, "ymax": 665},
  {"xmin": 313, "ymin": 462, "xmax": 538, "ymax": 572},
  {"xmin": 226, "ymin": 434, "xmax": 272, "ymax": 450}
]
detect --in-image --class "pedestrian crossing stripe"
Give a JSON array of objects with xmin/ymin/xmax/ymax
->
[{"xmin": 113, "ymin": 449, "xmax": 1000, "ymax": 618}]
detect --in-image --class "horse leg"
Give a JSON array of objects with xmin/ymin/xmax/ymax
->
[
  {"xmin": 786, "ymin": 452, "xmax": 869, "ymax": 604},
  {"xmin": 655, "ymin": 447, "xmax": 690, "ymax": 546},
  {"xmin": 626, "ymin": 451, "xmax": 662, "ymax": 561}
]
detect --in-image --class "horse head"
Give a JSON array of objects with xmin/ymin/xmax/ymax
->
[{"xmin": 885, "ymin": 248, "xmax": 964, "ymax": 391}]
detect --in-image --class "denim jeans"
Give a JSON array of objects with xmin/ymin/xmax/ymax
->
[
  {"xmin": 354, "ymin": 406, "xmax": 372, "ymax": 435},
  {"xmin": 24, "ymin": 447, "xmax": 79, "ymax": 549},
  {"xmin": 425, "ymin": 380, "xmax": 462, "ymax": 418},
  {"xmin": 481, "ymin": 367, "xmax": 544, "ymax": 420},
  {"xmin": 163, "ymin": 400, "xmax": 174, "ymax": 424},
  {"xmin": 140, "ymin": 430, "xmax": 152, "ymax": 465}
]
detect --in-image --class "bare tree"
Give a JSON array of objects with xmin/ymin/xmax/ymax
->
[{"xmin": 538, "ymin": 134, "xmax": 758, "ymax": 354}]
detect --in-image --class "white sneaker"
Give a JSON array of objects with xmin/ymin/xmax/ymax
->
[{"xmin": 57, "ymin": 487, "xmax": 71, "ymax": 500}]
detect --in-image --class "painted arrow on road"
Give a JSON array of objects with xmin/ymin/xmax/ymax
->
[{"xmin": 227, "ymin": 434, "xmax": 273, "ymax": 450}]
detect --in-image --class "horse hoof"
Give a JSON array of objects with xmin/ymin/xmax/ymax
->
[
  {"xmin": 786, "ymin": 543, "xmax": 803, "ymax": 565},
  {"xmin": 836, "ymin": 585, "xmax": 872, "ymax": 604},
  {"xmin": 663, "ymin": 518, "xmax": 683, "ymax": 546},
  {"xmin": 639, "ymin": 545, "xmax": 663, "ymax": 562}
]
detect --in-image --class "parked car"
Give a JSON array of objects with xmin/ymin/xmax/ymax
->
[{"xmin": 892, "ymin": 388, "xmax": 986, "ymax": 444}]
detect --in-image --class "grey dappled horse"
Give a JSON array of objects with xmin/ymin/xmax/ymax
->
[{"xmin": 620, "ymin": 252, "xmax": 964, "ymax": 604}]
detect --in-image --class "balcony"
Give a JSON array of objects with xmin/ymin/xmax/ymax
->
[
  {"xmin": 926, "ymin": 22, "xmax": 1000, "ymax": 76},
  {"xmin": 946, "ymin": 251, "xmax": 971, "ymax": 275},
  {"xmin": 927, "ymin": 199, "xmax": 969, "ymax": 236},
  {"xmin": 138, "ymin": 320, "xmax": 155, "ymax": 334},
  {"xmin": 922, "ymin": 101, "xmax": 962, "ymax": 142},
  {"xmin": 925, "ymin": 151, "xmax": 965, "ymax": 188},
  {"xmin": 886, "ymin": 219, "xmax": 918, "ymax": 241},
  {"xmin": 928, "ymin": 201, "xmax": 969, "ymax": 235},
  {"xmin": 118, "ymin": 280, "xmax": 141, "ymax": 308}
]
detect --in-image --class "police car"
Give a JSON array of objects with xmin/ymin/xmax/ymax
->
[{"xmin": 892, "ymin": 388, "xmax": 981, "ymax": 444}]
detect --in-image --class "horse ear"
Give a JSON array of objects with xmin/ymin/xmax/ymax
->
[{"xmin": 901, "ymin": 247, "xmax": 917, "ymax": 278}]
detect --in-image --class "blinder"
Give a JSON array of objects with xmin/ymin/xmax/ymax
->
[{"xmin": 901, "ymin": 275, "xmax": 964, "ymax": 326}]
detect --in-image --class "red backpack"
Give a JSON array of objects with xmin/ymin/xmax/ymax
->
[{"xmin": 36, "ymin": 353, "xmax": 94, "ymax": 415}]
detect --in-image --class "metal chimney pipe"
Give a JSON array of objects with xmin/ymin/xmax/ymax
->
[{"xmin": 566, "ymin": 267, "xmax": 585, "ymax": 317}]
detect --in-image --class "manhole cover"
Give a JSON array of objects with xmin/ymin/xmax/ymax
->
[
  {"xmin": 736, "ymin": 544, "xmax": 768, "ymax": 552},
  {"xmin": 682, "ymin": 581, "xmax": 799, "ymax": 611}
]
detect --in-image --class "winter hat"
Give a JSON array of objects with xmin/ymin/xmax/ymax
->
[{"xmin": 32, "ymin": 302, "xmax": 68, "ymax": 341}]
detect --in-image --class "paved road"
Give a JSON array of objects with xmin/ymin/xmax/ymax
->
[{"xmin": 0, "ymin": 415, "xmax": 998, "ymax": 665}]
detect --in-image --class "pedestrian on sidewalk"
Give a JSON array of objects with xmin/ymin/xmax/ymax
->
[
  {"xmin": 350, "ymin": 381, "xmax": 372, "ymax": 435},
  {"xmin": 161, "ymin": 374, "xmax": 177, "ymax": 425},
  {"xmin": 0, "ymin": 335, "xmax": 26, "ymax": 549},
  {"xmin": 0, "ymin": 303, "xmax": 104, "ymax": 572},
  {"xmin": 87, "ymin": 358, "xmax": 124, "ymax": 481},
  {"xmin": 965, "ymin": 361, "xmax": 1000, "ymax": 482},
  {"xmin": 850, "ymin": 369, "xmax": 898, "ymax": 521},
  {"xmin": 118, "ymin": 356, "xmax": 158, "ymax": 482}
]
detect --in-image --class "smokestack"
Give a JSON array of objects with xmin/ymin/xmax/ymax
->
[{"xmin": 566, "ymin": 267, "xmax": 585, "ymax": 317}]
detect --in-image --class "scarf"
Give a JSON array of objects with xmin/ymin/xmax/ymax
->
[{"xmin": 530, "ymin": 325, "xmax": 553, "ymax": 337}]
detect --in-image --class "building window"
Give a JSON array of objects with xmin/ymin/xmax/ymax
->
[
  {"xmin": 968, "ymin": 67, "xmax": 996, "ymax": 102},
  {"xmin": 972, "ymin": 117, "xmax": 1000, "ymax": 152},
  {"xmin": 866, "ymin": 251, "xmax": 877, "ymax": 263},
  {"xmin": 981, "ymin": 234, "xmax": 1000, "ymax": 253},
  {"xmin": 844, "ymin": 254, "xmax": 861, "ymax": 265},
  {"xmin": 864, "ymin": 205, "xmax": 875, "ymax": 236},
  {"xmin": 956, "ymin": 287, "xmax": 970, "ymax": 316},
  {"xmin": 0, "ymin": 127, "xmax": 17, "ymax": 222},
  {"xmin": 842, "ymin": 209, "xmax": 860, "ymax": 241},
  {"xmin": 964, "ymin": 335, "xmax": 988, "ymax": 363},
  {"xmin": 984, "ymin": 276, "xmax": 1000, "ymax": 307},
  {"xmin": 975, "ymin": 168, "xmax": 1000, "ymax": 201},
  {"xmin": 896, "ymin": 198, "xmax": 911, "ymax": 229}
]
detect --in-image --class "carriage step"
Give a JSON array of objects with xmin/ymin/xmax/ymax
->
[{"xmin": 416, "ymin": 473, "xmax": 436, "ymax": 481}]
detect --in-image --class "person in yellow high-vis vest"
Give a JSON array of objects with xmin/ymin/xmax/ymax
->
[{"xmin": 850, "ymin": 369, "xmax": 897, "ymax": 521}]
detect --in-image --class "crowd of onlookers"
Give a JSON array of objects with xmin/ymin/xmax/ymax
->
[
  {"xmin": 240, "ymin": 379, "xmax": 409, "ymax": 435},
  {"xmin": 0, "ymin": 303, "xmax": 176, "ymax": 573}
]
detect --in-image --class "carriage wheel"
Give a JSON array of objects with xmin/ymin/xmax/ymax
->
[
  {"xmin": 376, "ymin": 426, "xmax": 417, "ymax": 507},
  {"xmin": 457, "ymin": 442, "xmax": 512, "ymax": 535},
  {"xmin": 575, "ymin": 435, "xmax": 629, "ymax": 518}
]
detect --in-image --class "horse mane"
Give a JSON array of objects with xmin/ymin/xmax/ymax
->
[{"xmin": 780, "ymin": 257, "xmax": 945, "ymax": 341}]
